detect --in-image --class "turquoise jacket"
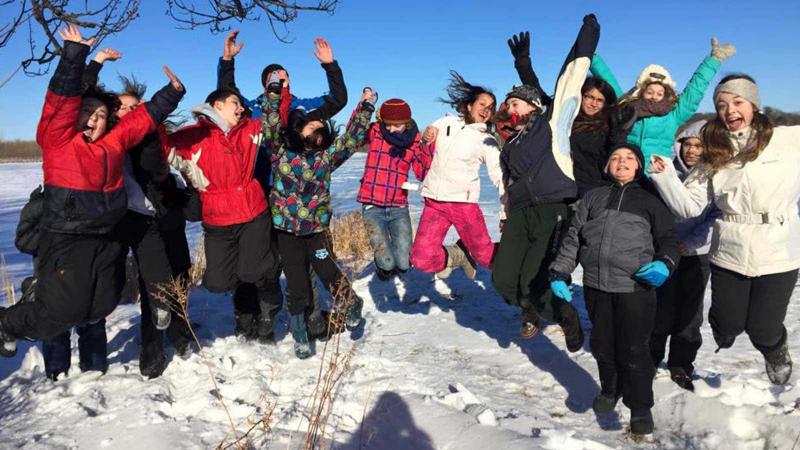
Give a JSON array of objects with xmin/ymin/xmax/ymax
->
[{"xmin": 590, "ymin": 54, "xmax": 720, "ymax": 168}]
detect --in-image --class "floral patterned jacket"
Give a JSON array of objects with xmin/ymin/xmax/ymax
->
[{"xmin": 262, "ymin": 89, "xmax": 373, "ymax": 235}]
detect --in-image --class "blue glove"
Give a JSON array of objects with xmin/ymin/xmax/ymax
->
[
  {"xmin": 634, "ymin": 260, "xmax": 670, "ymax": 287},
  {"xmin": 550, "ymin": 280, "xmax": 573, "ymax": 302}
]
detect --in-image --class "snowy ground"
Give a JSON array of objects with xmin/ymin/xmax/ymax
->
[{"xmin": 1, "ymin": 156, "xmax": 799, "ymax": 449}]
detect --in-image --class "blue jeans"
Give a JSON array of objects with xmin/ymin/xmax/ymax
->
[{"xmin": 362, "ymin": 205, "xmax": 413, "ymax": 272}]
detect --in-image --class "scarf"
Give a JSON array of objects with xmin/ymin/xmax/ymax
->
[{"xmin": 380, "ymin": 121, "xmax": 419, "ymax": 159}]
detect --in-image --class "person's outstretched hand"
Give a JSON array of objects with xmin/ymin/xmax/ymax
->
[
  {"xmin": 163, "ymin": 66, "xmax": 184, "ymax": 92},
  {"xmin": 57, "ymin": 23, "xmax": 96, "ymax": 46},
  {"xmin": 710, "ymin": 37, "xmax": 736, "ymax": 62},
  {"xmin": 313, "ymin": 37, "xmax": 334, "ymax": 64},
  {"xmin": 507, "ymin": 31, "xmax": 530, "ymax": 60},
  {"xmin": 93, "ymin": 48, "xmax": 122, "ymax": 64},
  {"xmin": 223, "ymin": 30, "xmax": 244, "ymax": 60}
]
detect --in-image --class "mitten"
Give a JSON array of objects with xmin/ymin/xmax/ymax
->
[
  {"xmin": 633, "ymin": 260, "xmax": 670, "ymax": 287},
  {"xmin": 710, "ymin": 37, "xmax": 736, "ymax": 62}
]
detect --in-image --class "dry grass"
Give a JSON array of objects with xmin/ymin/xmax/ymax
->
[
  {"xmin": 189, "ymin": 238, "xmax": 206, "ymax": 287},
  {"xmin": 1, "ymin": 253, "xmax": 16, "ymax": 305},
  {"xmin": 0, "ymin": 140, "xmax": 40, "ymax": 162},
  {"xmin": 330, "ymin": 211, "xmax": 372, "ymax": 274}
]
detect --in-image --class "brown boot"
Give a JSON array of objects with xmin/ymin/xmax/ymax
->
[{"xmin": 436, "ymin": 243, "xmax": 477, "ymax": 279}]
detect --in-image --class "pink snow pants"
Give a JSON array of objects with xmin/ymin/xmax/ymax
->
[{"xmin": 410, "ymin": 198, "xmax": 495, "ymax": 272}]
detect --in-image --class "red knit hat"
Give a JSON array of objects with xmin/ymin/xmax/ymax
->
[{"xmin": 378, "ymin": 98, "xmax": 412, "ymax": 125}]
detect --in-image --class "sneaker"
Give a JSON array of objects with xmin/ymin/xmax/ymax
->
[
  {"xmin": 345, "ymin": 296, "xmax": 364, "ymax": 331},
  {"xmin": 764, "ymin": 341, "xmax": 792, "ymax": 385},
  {"xmin": 290, "ymin": 314, "xmax": 313, "ymax": 359},
  {"xmin": 592, "ymin": 393, "xmax": 619, "ymax": 413},
  {"xmin": 0, "ymin": 307, "xmax": 17, "ymax": 358},
  {"xmin": 630, "ymin": 408, "xmax": 654, "ymax": 436},
  {"xmin": 520, "ymin": 319, "xmax": 540, "ymax": 339},
  {"xmin": 669, "ymin": 367, "xmax": 695, "ymax": 392}
]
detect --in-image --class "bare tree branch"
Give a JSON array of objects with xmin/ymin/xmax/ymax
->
[
  {"xmin": 0, "ymin": 0, "xmax": 337, "ymax": 78},
  {"xmin": 166, "ymin": 0, "xmax": 337, "ymax": 42}
]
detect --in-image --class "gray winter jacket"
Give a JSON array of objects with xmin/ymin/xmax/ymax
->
[{"xmin": 550, "ymin": 179, "xmax": 679, "ymax": 293}]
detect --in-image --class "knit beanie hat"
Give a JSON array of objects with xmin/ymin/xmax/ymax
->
[
  {"xmin": 378, "ymin": 98, "xmax": 412, "ymax": 125},
  {"xmin": 713, "ymin": 78, "xmax": 761, "ymax": 109},
  {"xmin": 604, "ymin": 143, "xmax": 645, "ymax": 179},
  {"xmin": 631, "ymin": 64, "xmax": 676, "ymax": 98},
  {"xmin": 504, "ymin": 85, "xmax": 544, "ymax": 111},
  {"xmin": 261, "ymin": 64, "xmax": 287, "ymax": 87}
]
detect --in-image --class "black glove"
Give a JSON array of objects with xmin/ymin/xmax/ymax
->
[
  {"xmin": 507, "ymin": 31, "xmax": 530, "ymax": 60},
  {"xmin": 266, "ymin": 71, "xmax": 282, "ymax": 94},
  {"xmin": 583, "ymin": 14, "xmax": 598, "ymax": 26}
]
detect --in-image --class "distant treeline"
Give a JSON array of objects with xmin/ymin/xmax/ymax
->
[
  {"xmin": 0, "ymin": 140, "xmax": 41, "ymax": 162},
  {"xmin": 1, "ymin": 107, "xmax": 799, "ymax": 162}
]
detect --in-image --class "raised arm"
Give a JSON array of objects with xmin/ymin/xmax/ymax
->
[
  {"xmin": 507, "ymin": 31, "xmax": 551, "ymax": 105},
  {"xmin": 82, "ymin": 48, "xmax": 121, "ymax": 92},
  {"xmin": 305, "ymin": 38, "xmax": 347, "ymax": 122},
  {"xmin": 262, "ymin": 77, "xmax": 290, "ymax": 159},
  {"xmin": 670, "ymin": 38, "xmax": 734, "ymax": 125},
  {"xmin": 328, "ymin": 89, "xmax": 376, "ymax": 170},
  {"xmin": 589, "ymin": 54, "xmax": 623, "ymax": 98},
  {"xmin": 548, "ymin": 14, "xmax": 601, "ymax": 178},
  {"xmin": 648, "ymin": 155, "xmax": 714, "ymax": 219},
  {"xmin": 36, "ymin": 24, "xmax": 94, "ymax": 150},
  {"xmin": 105, "ymin": 66, "xmax": 185, "ymax": 151}
]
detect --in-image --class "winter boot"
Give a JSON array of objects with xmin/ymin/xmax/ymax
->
[
  {"xmin": 592, "ymin": 393, "xmax": 619, "ymax": 414},
  {"xmin": 559, "ymin": 303, "xmax": 584, "ymax": 353},
  {"xmin": 289, "ymin": 314, "xmax": 312, "ymax": 359},
  {"xmin": 669, "ymin": 367, "xmax": 695, "ymax": 392},
  {"xmin": 234, "ymin": 312, "xmax": 257, "ymax": 341},
  {"xmin": 77, "ymin": 320, "xmax": 108, "ymax": 374},
  {"xmin": 345, "ymin": 295, "xmax": 364, "ymax": 331},
  {"xmin": 19, "ymin": 276, "xmax": 37, "ymax": 304},
  {"xmin": 305, "ymin": 294, "xmax": 327, "ymax": 340},
  {"xmin": 43, "ymin": 332, "xmax": 71, "ymax": 378},
  {"xmin": 375, "ymin": 262, "xmax": 394, "ymax": 282},
  {"xmin": 764, "ymin": 341, "xmax": 792, "ymax": 385},
  {"xmin": 455, "ymin": 239, "xmax": 478, "ymax": 279},
  {"xmin": 139, "ymin": 341, "xmax": 167, "ymax": 379},
  {"xmin": 630, "ymin": 408, "xmax": 654, "ymax": 437},
  {"xmin": 436, "ymin": 243, "xmax": 476, "ymax": 280},
  {"xmin": 0, "ymin": 307, "xmax": 17, "ymax": 358},
  {"xmin": 151, "ymin": 299, "xmax": 171, "ymax": 331},
  {"xmin": 167, "ymin": 317, "xmax": 193, "ymax": 360},
  {"xmin": 255, "ymin": 315, "xmax": 276, "ymax": 344}
]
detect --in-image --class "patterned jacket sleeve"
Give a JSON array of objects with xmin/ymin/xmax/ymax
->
[
  {"xmin": 328, "ymin": 104, "xmax": 374, "ymax": 171},
  {"xmin": 262, "ymin": 86, "xmax": 290, "ymax": 161}
]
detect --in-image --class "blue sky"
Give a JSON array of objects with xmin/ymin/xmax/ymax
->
[{"xmin": 0, "ymin": 0, "xmax": 798, "ymax": 140}]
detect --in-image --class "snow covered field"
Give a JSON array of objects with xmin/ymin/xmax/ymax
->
[{"xmin": 1, "ymin": 156, "xmax": 799, "ymax": 449}]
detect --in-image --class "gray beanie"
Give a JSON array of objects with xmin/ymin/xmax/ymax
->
[
  {"xmin": 714, "ymin": 78, "xmax": 761, "ymax": 109},
  {"xmin": 504, "ymin": 85, "xmax": 544, "ymax": 111}
]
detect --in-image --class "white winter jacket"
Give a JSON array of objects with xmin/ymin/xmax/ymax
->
[
  {"xmin": 650, "ymin": 125, "xmax": 800, "ymax": 277},
  {"xmin": 421, "ymin": 115, "xmax": 505, "ymax": 207}
]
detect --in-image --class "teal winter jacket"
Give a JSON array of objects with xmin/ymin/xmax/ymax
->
[{"xmin": 590, "ymin": 54, "xmax": 720, "ymax": 169}]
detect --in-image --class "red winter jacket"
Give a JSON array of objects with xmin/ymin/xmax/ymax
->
[
  {"xmin": 162, "ymin": 104, "xmax": 269, "ymax": 227},
  {"xmin": 356, "ymin": 122, "xmax": 432, "ymax": 207},
  {"xmin": 38, "ymin": 41, "xmax": 183, "ymax": 235}
]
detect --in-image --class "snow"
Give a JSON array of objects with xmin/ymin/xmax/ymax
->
[{"xmin": 1, "ymin": 155, "xmax": 799, "ymax": 449}]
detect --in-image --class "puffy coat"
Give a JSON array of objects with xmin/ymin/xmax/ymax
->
[
  {"xmin": 162, "ymin": 104, "xmax": 267, "ymax": 227},
  {"xmin": 38, "ymin": 41, "xmax": 183, "ymax": 235},
  {"xmin": 670, "ymin": 120, "xmax": 717, "ymax": 256},
  {"xmin": 420, "ymin": 115, "xmax": 504, "ymax": 204},
  {"xmin": 357, "ymin": 122, "xmax": 433, "ymax": 207},
  {"xmin": 591, "ymin": 54, "xmax": 720, "ymax": 167},
  {"xmin": 650, "ymin": 125, "xmax": 800, "ymax": 277},
  {"xmin": 504, "ymin": 14, "xmax": 600, "ymax": 210},
  {"xmin": 551, "ymin": 174, "xmax": 679, "ymax": 293},
  {"xmin": 262, "ymin": 89, "xmax": 373, "ymax": 235}
]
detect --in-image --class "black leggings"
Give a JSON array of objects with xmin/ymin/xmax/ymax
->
[
  {"xmin": 709, "ymin": 265, "xmax": 797, "ymax": 354},
  {"xmin": 275, "ymin": 231, "xmax": 354, "ymax": 316}
]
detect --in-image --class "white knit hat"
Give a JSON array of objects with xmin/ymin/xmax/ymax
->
[{"xmin": 631, "ymin": 64, "xmax": 676, "ymax": 99}]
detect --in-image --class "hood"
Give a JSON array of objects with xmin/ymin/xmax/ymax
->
[
  {"xmin": 630, "ymin": 64, "xmax": 676, "ymax": 99},
  {"xmin": 672, "ymin": 119, "xmax": 706, "ymax": 176},
  {"xmin": 191, "ymin": 103, "xmax": 231, "ymax": 134},
  {"xmin": 604, "ymin": 142, "xmax": 645, "ymax": 182}
]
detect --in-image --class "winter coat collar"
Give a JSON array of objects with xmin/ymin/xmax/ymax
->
[
  {"xmin": 728, "ymin": 126, "xmax": 755, "ymax": 155},
  {"xmin": 192, "ymin": 103, "xmax": 231, "ymax": 134}
]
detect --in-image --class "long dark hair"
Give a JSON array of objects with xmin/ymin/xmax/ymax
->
[
  {"xmin": 287, "ymin": 109, "xmax": 338, "ymax": 152},
  {"xmin": 82, "ymin": 85, "xmax": 122, "ymax": 130},
  {"xmin": 572, "ymin": 77, "xmax": 617, "ymax": 134},
  {"xmin": 703, "ymin": 73, "xmax": 773, "ymax": 172},
  {"xmin": 438, "ymin": 71, "xmax": 496, "ymax": 125},
  {"xmin": 118, "ymin": 74, "xmax": 147, "ymax": 101}
]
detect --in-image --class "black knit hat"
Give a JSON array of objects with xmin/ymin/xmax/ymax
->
[
  {"xmin": 605, "ymin": 143, "xmax": 645, "ymax": 179},
  {"xmin": 261, "ymin": 64, "xmax": 287, "ymax": 87},
  {"xmin": 504, "ymin": 84, "xmax": 544, "ymax": 111}
]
